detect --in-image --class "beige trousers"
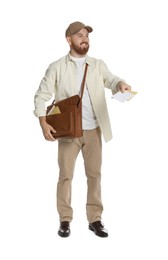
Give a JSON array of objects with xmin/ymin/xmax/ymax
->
[{"xmin": 57, "ymin": 127, "xmax": 103, "ymax": 223}]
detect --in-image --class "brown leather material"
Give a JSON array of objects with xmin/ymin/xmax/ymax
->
[
  {"xmin": 46, "ymin": 64, "xmax": 88, "ymax": 139},
  {"xmin": 89, "ymin": 221, "xmax": 108, "ymax": 237},
  {"xmin": 58, "ymin": 221, "xmax": 70, "ymax": 237}
]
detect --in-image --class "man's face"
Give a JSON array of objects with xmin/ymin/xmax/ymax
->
[{"xmin": 68, "ymin": 28, "xmax": 90, "ymax": 55}]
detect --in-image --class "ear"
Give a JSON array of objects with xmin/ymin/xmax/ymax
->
[{"xmin": 66, "ymin": 36, "xmax": 72, "ymax": 45}]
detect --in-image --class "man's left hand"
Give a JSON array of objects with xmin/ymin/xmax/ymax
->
[{"xmin": 117, "ymin": 81, "xmax": 131, "ymax": 93}]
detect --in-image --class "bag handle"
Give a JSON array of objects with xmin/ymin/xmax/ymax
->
[{"xmin": 80, "ymin": 63, "xmax": 88, "ymax": 99}]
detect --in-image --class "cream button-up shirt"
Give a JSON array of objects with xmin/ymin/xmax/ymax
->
[{"xmin": 34, "ymin": 54, "xmax": 124, "ymax": 142}]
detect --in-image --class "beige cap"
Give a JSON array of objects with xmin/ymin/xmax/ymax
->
[{"xmin": 65, "ymin": 21, "xmax": 93, "ymax": 37}]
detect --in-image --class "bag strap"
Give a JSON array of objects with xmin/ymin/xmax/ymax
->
[{"xmin": 80, "ymin": 63, "xmax": 88, "ymax": 99}]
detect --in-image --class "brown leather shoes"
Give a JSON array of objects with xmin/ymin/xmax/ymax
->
[
  {"xmin": 89, "ymin": 221, "xmax": 108, "ymax": 237},
  {"xmin": 58, "ymin": 221, "xmax": 70, "ymax": 237}
]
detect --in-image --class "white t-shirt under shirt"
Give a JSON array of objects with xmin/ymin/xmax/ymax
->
[{"xmin": 70, "ymin": 55, "xmax": 99, "ymax": 130}]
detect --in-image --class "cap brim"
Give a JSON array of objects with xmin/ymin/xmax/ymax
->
[{"xmin": 84, "ymin": 26, "xmax": 93, "ymax": 33}]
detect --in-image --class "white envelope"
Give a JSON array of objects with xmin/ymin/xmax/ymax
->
[{"xmin": 112, "ymin": 90, "xmax": 137, "ymax": 102}]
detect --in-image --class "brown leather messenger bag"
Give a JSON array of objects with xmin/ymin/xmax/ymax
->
[{"xmin": 46, "ymin": 63, "xmax": 88, "ymax": 138}]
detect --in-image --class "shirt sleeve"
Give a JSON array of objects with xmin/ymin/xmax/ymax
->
[
  {"xmin": 100, "ymin": 60, "xmax": 126, "ymax": 94},
  {"xmin": 33, "ymin": 63, "xmax": 56, "ymax": 117}
]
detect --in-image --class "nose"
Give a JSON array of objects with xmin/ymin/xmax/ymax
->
[{"xmin": 83, "ymin": 35, "xmax": 89, "ymax": 42}]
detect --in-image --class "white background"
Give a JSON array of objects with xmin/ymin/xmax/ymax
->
[{"xmin": 0, "ymin": 0, "xmax": 168, "ymax": 259}]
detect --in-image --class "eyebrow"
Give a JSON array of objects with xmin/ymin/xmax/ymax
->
[{"xmin": 76, "ymin": 32, "xmax": 89, "ymax": 37}]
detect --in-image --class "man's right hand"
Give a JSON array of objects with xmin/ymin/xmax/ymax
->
[{"xmin": 39, "ymin": 116, "xmax": 56, "ymax": 141}]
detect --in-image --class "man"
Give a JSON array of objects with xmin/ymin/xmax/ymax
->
[{"xmin": 34, "ymin": 21, "xmax": 131, "ymax": 238}]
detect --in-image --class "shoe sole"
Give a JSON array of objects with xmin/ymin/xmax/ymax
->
[{"xmin": 58, "ymin": 231, "xmax": 70, "ymax": 237}]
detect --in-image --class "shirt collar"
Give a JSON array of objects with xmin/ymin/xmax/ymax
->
[{"xmin": 66, "ymin": 53, "xmax": 92, "ymax": 66}]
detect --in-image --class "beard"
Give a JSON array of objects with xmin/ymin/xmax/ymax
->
[{"xmin": 71, "ymin": 41, "xmax": 89, "ymax": 55}]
